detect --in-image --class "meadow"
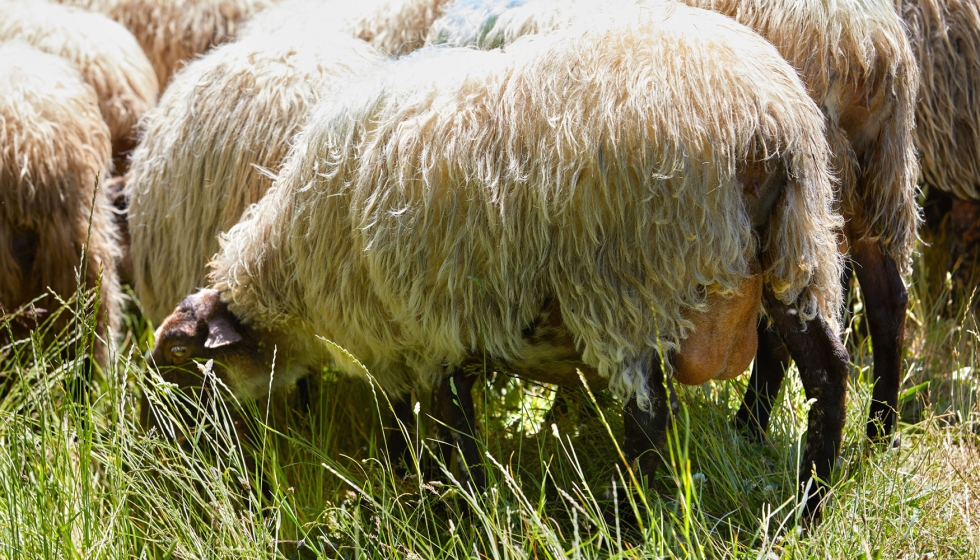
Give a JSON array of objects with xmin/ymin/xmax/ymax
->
[{"xmin": 1, "ymin": 211, "xmax": 978, "ymax": 559}]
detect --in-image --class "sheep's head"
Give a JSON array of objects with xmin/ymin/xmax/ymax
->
[{"xmin": 149, "ymin": 289, "xmax": 282, "ymax": 401}]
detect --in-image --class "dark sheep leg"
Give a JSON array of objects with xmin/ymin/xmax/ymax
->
[
  {"xmin": 434, "ymin": 369, "xmax": 485, "ymax": 492},
  {"xmin": 381, "ymin": 396, "xmax": 416, "ymax": 474},
  {"xmin": 851, "ymin": 238, "xmax": 907, "ymax": 441},
  {"xmin": 622, "ymin": 352, "xmax": 671, "ymax": 476},
  {"xmin": 763, "ymin": 289, "xmax": 849, "ymax": 521},
  {"xmin": 734, "ymin": 321, "xmax": 791, "ymax": 441}
]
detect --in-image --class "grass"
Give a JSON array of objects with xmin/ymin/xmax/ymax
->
[{"xmin": 1, "ymin": 239, "xmax": 979, "ymax": 559}]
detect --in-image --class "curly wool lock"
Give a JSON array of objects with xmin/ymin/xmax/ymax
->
[
  {"xmin": 127, "ymin": 29, "xmax": 384, "ymax": 326},
  {"xmin": 0, "ymin": 0, "xmax": 159, "ymax": 165},
  {"xmin": 430, "ymin": 0, "xmax": 920, "ymax": 273},
  {"xmin": 211, "ymin": 4, "xmax": 843, "ymax": 409},
  {"xmin": 57, "ymin": 0, "xmax": 276, "ymax": 87},
  {"xmin": 0, "ymin": 42, "xmax": 122, "ymax": 366},
  {"xmin": 243, "ymin": 0, "xmax": 452, "ymax": 56},
  {"xmin": 901, "ymin": 0, "xmax": 980, "ymax": 202}
]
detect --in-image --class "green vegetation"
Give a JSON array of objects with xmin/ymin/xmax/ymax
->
[{"xmin": 1, "ymin": 240, "xmax": 978, "ymax": 559}]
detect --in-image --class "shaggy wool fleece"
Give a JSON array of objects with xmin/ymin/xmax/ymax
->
[
  {"xmin": 0, "ymin": 0, "xmax": 158, "ymax": 162},
  {"xmin": 56, "ymin": 0, "xmax": 276, "ymax": 87},
  {"xmin": 127, "ymin": 29, "xmax": 385, "ymax": 325},
  {"xmin": 0, "ymin": 41, "xmax": 122, "ymax": 365},
  {"xmin": 430, "ymin": 0, "xmax": 920, "ymax": 273},
  {"xmin": 901, "ymin": 0, "xmax": 980, "ymax": 202},
  {"xmin": 211, "ymin": 3, "xmax": 843, "ymax": 410}
]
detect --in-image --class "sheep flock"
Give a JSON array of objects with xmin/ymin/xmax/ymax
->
[{"xmin": 1, "ymin": 0, "xmax": 978, "ymax": 528}]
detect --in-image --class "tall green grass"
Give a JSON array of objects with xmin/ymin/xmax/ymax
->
[{"xmin": 1, "ymin": 243, "xmax": 978, "ymax": 558}]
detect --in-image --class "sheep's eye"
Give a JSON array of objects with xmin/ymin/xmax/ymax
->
[{"xmin": 170, "ymin": 345, "xmax": 187, "ymax": 358}]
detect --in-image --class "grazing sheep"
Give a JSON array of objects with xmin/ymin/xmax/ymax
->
[
  {"xmin": 0, "ymin": 41, "xmax": 122, "ymax": 368},
  {"xmin": 0, "ymin": 0, "xmax": 159, "ymax": 171},
  {"xmin": 56, "ymin": 0, "xmax": 276, "ymax": 87},
  {"xmin": 151, "ymin": 3, "xmax": 848, "ymax": 519},
  {"xmin": 900, "ymin": 0, "xmax": 980, "ymax": 295},
  {"xmin": 242, "ymin": 0, "xmax": 453, "ymax": 56},
  {"xmin": 127, "ymin": 30, "xmax": 384, "ymax": 327},
  {"xmin": 428, "ymin": 0, "xmax": 919, "ymax": 441}
]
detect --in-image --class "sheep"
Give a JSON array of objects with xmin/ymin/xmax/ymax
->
[
  {"xmin": 56, "ymin": 0, "xmax": 276, "ymax": 88},
  {"xmin": 150, "ymin": 3, "xmax": 849, "ymax": 519},
  {"xmin": 242, "ymin": 0, "xmax": 453, "ymax": 56},
  {"xmin": 0, "ymin": 41, "xmax": 122, "ymax": 369},
  {"xmin": 0, "ymin": 0, "xmax": 159, "ymax": 171},
  {"xmin": 126, "ymin": 29, "xmax": 384, "ymax": 327},
  {"xmin": 428, "ymin": 0, "xmax": 919, "ymax": 443},
  {"xmin": 900, "ymin": 0, "xmax": 980, "ymax": 297}
]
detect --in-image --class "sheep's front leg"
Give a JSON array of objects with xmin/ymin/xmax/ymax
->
[
  {"xmin": 763, "ymin": 289, "xmax": 849, "ymax": 521},
  {"xmin": 734, "ymin": 321, "xmax": 791, "ymax": 441},
  {"xmin": 851, "ymin": 238, "xmax": 907, "ymax": 442},
  {"xmin": 622, "ymin": 352, "xmax": 671, "ymax": 475},
  {"xmin": 434, "ymin": 369, "xmax": 486, "ymax": 492}
]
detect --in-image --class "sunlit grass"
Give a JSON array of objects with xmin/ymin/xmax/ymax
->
[{"xmin": 1, "ymin": 238, "xmax": 979, "ymax": 558}]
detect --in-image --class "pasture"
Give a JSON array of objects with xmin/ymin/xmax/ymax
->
[{"xmin": 0, "ymin": 224, "xmax": 977, "ymax": 559}]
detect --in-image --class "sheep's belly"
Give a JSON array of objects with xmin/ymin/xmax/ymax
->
[
  {"xmin": 498, "ymin": 299, "xmax": 604, "ymax": 388},
  {"xmin": 497, "ymin": 273, "xmax": 762, "ymax": 389}
]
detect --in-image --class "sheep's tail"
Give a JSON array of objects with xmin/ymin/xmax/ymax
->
[{"xmin": 763, "ymin": 146, "xmax": 845, "ymax": 336}]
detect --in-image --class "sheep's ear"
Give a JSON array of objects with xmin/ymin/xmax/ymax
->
[{"xmin": 205, "ymin": 316, "xmax": 242, "ymax": 349}]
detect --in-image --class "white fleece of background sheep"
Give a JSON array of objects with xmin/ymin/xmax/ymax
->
[
  {"xmin": 127, "ymin": 29, "xmax": 384, "ymax": 325},
  {"xmin": 0, "ymin": 42, "xmax": 122, "ymax": 363},
  {"xmin": 0, "ymin": 0, "xmax": 158, "ymax": 150}
]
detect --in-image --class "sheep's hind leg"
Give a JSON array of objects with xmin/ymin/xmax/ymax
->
[
  {"xmin": 763, "ymin": 289, "xmax": 849, "ymax": 522},
  {"xmin": 622, "ymin": 352, "xmax": 671, "ymax": 476},
  {"xmin": 734, "ymin": 321, "xmax": 791, "ymax": 441},
  {"xmin": 851, "ymin": 238, "xmax": 907, "ymax": 442},
  {"xmin": 434, "ymin": 369, "xmax": 486, "ymax": 492},
  {"xmin": 381, "ymin": 396, "xmax": 417, "ymax": 475}
]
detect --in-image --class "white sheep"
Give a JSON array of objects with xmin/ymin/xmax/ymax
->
[
  {"xmin": 151, "ymin": 3, "xmax": 847, "ymax": 519},
  {"xmin": 0, "ymin": 41, "xmax": 122, "ymax": 368}
]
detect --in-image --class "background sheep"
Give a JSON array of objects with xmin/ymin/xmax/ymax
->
[
  {"xmin": 901, "ymin": 0, "xmax": 980, "ymax": 296},
  {"xmin": 127, "ymin": 29, "xmax": 384, "ymax": 326},
  {"xmin": 0, "ymin": 41, "xmax": 122, "ymax": 368},
  {"xmin": 242, "ymin": 0, "xmax": 453, "ymax": 56},
  {"xmin": 428, "ymin": 0, "xmax": 918, "ymax": 441},
  {"xmin": 56, "ymin": 0, "xmax": 276, "ymax": 88},
  {"xmin": 151, "ymin": 3, "xmax": 847, "ymax": 518},
  {"xmin": 0, "ymin": 0, "xmax": 159, "ymax": 171}
]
